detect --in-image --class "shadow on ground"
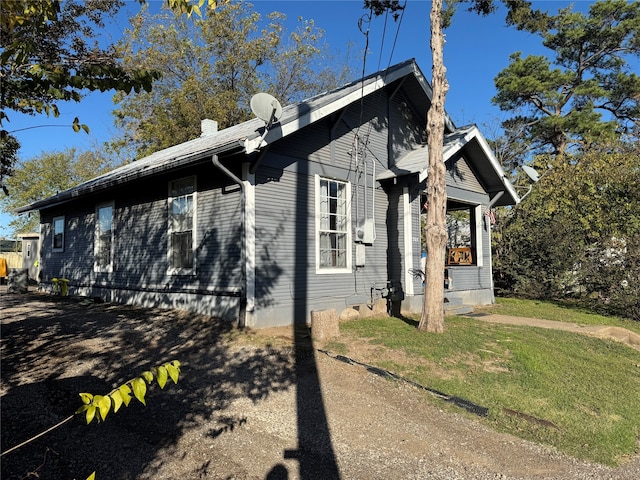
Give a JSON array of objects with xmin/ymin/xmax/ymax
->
[{"xmin": 1, "ymin": 292, "xmax": 295, "ymax": 480}]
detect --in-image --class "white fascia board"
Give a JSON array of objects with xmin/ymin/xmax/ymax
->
[{"xmin": 472, "ymin": 128, "xmax": 521, "ymax": 205}]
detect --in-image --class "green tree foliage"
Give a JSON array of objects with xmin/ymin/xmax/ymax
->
[
  {"xmin": 0, "ymin": 0, "xmax": 217, "ymax": 195},
  {"xmin": 493, "ymin": 140, "xmax": 640, "ymax": 320},
  {"xmin": 112, "ymin": 1, "xmax": 352, "ymax": 159},
  {"xmin": 0, "ymin": 131, "xmax": 20, "ymax": 196},
  {"xmin": 0, "ymin": 149, "xmax": 119, "ymax": 235},
  {"xmin": 493, "ymin": 0, "xmax": 640, "ymax": 156}
]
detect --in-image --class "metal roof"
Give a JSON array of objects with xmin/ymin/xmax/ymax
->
[{"xmin": 15, "ymin": 59, "xmax": 458, "ymax": 213}]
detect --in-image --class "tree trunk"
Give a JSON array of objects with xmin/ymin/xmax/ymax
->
[{"xmin": 418, "ymin": 0, "xmax": 449, "ymax": 333}]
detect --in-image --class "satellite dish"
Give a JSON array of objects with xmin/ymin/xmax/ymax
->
[
  {"xmin": 522, "ymin": 165, "xmax": 540, "ymax": 183},
  {"xmin": 250, "ymin": 92, "xmax": 282, "ymax": 128}
]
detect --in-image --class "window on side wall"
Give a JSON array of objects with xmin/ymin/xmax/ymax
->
[
  {"xmin": 168, "ymin": 176, "xmax": 196, "ymax": 274},
  {"xmin": 95, "ymin": 203, "xmax": 114, "ymax": 272},
  {"xmin": 316, "ymin": 175, "xmax": 352, "ymax": 273},
  {"xmin": 52, "ymin": 216, "xmax": 65, "ymax": 252}
]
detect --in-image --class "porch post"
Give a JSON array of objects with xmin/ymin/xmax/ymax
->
[{"xmin": 403, "ymin": 186, "xmax": 414, "ymax": 296}]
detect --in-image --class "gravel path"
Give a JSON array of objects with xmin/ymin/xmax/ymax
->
[{"xmin": 1, "ymin": 291, "xmax": 639, "ymax": 479}]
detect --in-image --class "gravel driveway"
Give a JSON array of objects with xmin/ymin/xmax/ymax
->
[{"xmin": 2, "ymin": 291, "xmax": 639, "ymax": 479}]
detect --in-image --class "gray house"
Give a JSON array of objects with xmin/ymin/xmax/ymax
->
[{"xmin": 17, "ymin": 59, "xmax": 519, "ymax": 328}]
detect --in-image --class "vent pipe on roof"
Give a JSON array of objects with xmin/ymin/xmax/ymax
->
[{"xmin": 201, "ymin": 119, "xmax": 218, "ymax": 137}]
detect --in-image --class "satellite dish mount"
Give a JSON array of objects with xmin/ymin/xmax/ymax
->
[{"xmin": 244, "ymin": 93, "xmax": 282, "ymax": 154}]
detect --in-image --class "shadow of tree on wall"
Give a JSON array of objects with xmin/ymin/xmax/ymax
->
[{"xmin": 0, "ymin": 294, "xmax": 295, "ymax": 479}]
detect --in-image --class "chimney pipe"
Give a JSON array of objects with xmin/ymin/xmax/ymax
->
[{"xmin": 201, "ymin": 119, "xmax": 218, "ymax": 137}]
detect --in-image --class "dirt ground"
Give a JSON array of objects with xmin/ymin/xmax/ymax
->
[{"xmin": 2, "ymin": 290, "xmax": 640, "ymax": 480}]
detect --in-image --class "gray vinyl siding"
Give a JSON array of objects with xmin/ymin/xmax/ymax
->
[
  {"xmin": 38, "ymin": 162, "xmax": 243, "ymax": 317},
  {"xmin": 254, "ymin": 95, "xmax": 395, "ymax": 324},
  {"xmin": 446, "ymin": 155, "xmax": 485, "ymax": 193},
  {"xmin": 384, "ymin": 183, "xmax": 405, "ymax": 289},
  {"xmin": 254, "ymin": 165, "xmax": 391, "ymax": 325},
  {"xmin": 389, "ymin": 91, "xmax": 426, "ymax": 164},
  {"xmin": 410, "ymin": 184, "xmax": 424, "ymax": 295}
]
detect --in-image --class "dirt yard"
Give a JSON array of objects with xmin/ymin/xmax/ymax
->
[{"xmin": 2, "ymin": 290, "xmax": 639, "ymax": 480}]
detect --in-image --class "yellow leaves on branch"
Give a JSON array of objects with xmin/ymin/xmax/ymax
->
[{"xmin": 75, "ymin": 360, "xmax": 181, "ymax": 424}]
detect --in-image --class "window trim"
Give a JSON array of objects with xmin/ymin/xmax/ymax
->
[
  {"xmin": 52, "ymin": 216, "xmax": 65, "ymax": 252},
  {"xmin": 315, "ymin": 175, "xmax": 352, "ymax": 274},
  {"xmin": 94, "ymin": 202, "xmax": 114, "ymax": 273},
  {"xmin": 167, "ymin": 176, "xmax": 197, "ymax": 275}
]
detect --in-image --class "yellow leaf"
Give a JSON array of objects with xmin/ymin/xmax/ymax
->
[
  {"xmin": 110, "ymin": 390, "xmax": 123, "ymax": 413},
  {"xmin": 98, "ymin": 395, "xmax": 112, "ymax": 421},
  {"xmin": 79, "ymin": 392, "xmax": 93, "ymax": 404},
  {"xmin": 86, "ymin": 472, "xmax": 96, "ymax": 480},
  {"xmin": 141, "ymin": 370, "xmax": 154, "ymax": 383},
  {"xmin": 75, "ymin": 404, "xmax": 90, "ymax": 414},
  {"xmin": 166, "ymin": 363, "xmax": 180, "ymax": 384},
  {"xmin": 86, "ymin": 405, "xmax": 96, "ymax": 424},
  {"xmin": 156, "ymin": 365, "xmax": 168, "ymax": 389},
  {"xmin": 132, "ymin": 377, "xmax": 147, "ymax": 405},
  {"xmin": 119, "ymin": 384, "xmax": 132, "ymax": 406}
]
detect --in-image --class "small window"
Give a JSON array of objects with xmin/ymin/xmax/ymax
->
[
  {"xmin": 168, "ymin": 177, "xmax": 196, "ymax": 273},
  {"xmin": 52, "ymin": 216, "xmax": 65, "ymax": 252},
  {"xmin": 316, "ymin": 176, "xmax": 351, "ymax": 273},
  {"xmin": 95, "ymin": 203, "xmax": 114, "ymax": 272}
]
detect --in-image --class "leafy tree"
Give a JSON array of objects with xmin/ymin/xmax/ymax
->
[
  {"xmin": 0, "ymin": 0, "xmax": 218, "ymax": 195},
  {"xmin": 1, "ymin": 149, "xmax": 119, "ymax": 235},
  {"xmin": 493, "ymin": 0, "xmax": 640, "ymax": 156},
  {"xmin": 111, "ymin": 1, "xmax": 352, "ymax": 158},
  {"xmin": 493, "ymin": 140, "xmax": 640, "ymax": 320},
  {"xmin": 0, "ymin": 131, "xmax": 20, "ymax": 196}
]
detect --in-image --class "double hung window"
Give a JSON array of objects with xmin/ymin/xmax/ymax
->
[
  {"xmin": 52, "ymin": 216, "xmax": 65, "ymax": 252},
  {"xmin": 95, "ymin": 203, "xmax": 114, "ymax": 272},
  {"xmin": 168, "ymin": 177, "xmax": 196, "ymax": 273},
  {"xmin": 317, "ymin": 176, "xmax": 351, "ymax": 272}
]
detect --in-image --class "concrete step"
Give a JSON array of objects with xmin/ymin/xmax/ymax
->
[{"xmin": 443, "ymin": 295, "xmax": 474, "ymax": 315}]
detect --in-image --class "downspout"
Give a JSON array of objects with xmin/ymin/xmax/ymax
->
[
  {"xmin": 487, "ymin": 190, "xmax": 504, "ymax": 210},
  {"xmin": 211, "ymin": 154, "xmax": 248, "ymax": 328}
]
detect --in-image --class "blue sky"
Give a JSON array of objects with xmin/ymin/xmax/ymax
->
[{"xmin": 1, "ymin": 1, "xmax": 599, "ymax": 238}]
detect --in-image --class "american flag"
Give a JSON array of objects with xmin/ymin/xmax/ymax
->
[{"xmin": 485, "ymin": 208, "xmax": 496, "ymax": 225}]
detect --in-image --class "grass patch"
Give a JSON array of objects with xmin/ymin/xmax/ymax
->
[
  {"xmin": 476, "ymin": 297, "xmax": 640, "ymax": 334},
  {"xmin": 337, "ymin": 306, "xmax": 640, "ymax": 466}
]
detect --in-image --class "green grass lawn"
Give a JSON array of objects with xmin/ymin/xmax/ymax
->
[{"xmin": 329, "ymin": 298, "xmax": 640, "ymax": 466}]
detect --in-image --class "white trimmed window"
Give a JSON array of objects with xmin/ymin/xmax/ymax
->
[
  {"xmin": 94, "ymin": 203, "xmax": 114, "ymax": 272},
  {"xmin": 168, "ymin": 176, "xmax": 196, "ymax": 273},
  {"xmin": 52, "ymin": 216, "xmax": 65, "ymax": 252},
  {"xmin": 316, "ymin": 175, "xmax": 351, "ymax": 273}
]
